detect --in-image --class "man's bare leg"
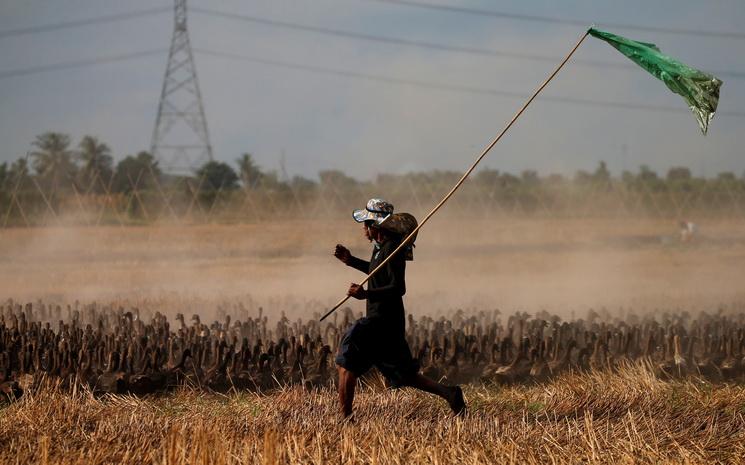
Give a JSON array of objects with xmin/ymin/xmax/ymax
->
[
  {"xmin": 405, "ymin": 374, "xmax": 449, "ymax": 397},
  {"xmin": 338, "ymin": 366, "xmax": 357, "ymax": 418},
  {"xmin": 404, "ymin": 374, "xmax": 466, "ymax": 415}
]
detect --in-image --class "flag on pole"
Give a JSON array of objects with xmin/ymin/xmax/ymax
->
[{"xmin": 588, "ymin": 28, "xmax": 722, "ymax": 135}]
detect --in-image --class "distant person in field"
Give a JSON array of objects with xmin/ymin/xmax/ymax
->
[
  {"xmin": 679, "ymin": 220, "xmax": 697, "ymax": 243},
  {"xmin": 333, "ymin": 198, "xmax": 465, "ymax": 419}
]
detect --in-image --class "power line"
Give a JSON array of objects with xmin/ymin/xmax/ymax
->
[
  {"xmin": 1, "ymin": 46, "xmax": 741, "ymax": 118},
  {"xmin": 0, "ymin": 49, "xmax": 167, "ymax": 79},
  {"xmin": 194, "ymin": 48, "xmax": 745, "ymax": 118},
  {"xmin": 363, "ymin": 0, "xmax": 745, "ymax": 40},
  {"xmin": 189, "ymin": 7, "xmax": 745, "ymax": 80},
  {"xmin": 0, "ymin": 6, "xmax": 171, "ymax": 39},
  {"xmin": 1, "ymin": 6, "xmax": 741, "ymax": 78}
]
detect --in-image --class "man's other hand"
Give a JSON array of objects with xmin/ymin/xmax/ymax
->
[
  {"xmin": 334, "ymin": 244, "xmax": 351, "ymax": 264},
  {"xmin": 347, "ymin": 283, "xmax": 367, "ymax": 300}
]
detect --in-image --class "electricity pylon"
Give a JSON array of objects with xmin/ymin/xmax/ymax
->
[{"xmin": 151, "ymin": 0, "xmax": 212, "ymax": 174}]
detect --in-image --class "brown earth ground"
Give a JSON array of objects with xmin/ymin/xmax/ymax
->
[{"xmin": 1, "ymin": 217, "xmax": 744, "ymax": 316}]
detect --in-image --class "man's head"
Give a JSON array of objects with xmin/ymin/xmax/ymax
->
[{"xmin": 354, "ymin": 198, "xmax": 394, "ymax": 243}]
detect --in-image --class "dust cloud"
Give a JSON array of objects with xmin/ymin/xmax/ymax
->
[{"xmin": 1, "ymin": 216, "xmax": 744, "ymax": 321}]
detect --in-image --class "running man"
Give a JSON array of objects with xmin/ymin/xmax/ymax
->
[{"xmin": 333, "ymin": 198, "xmax": 465, "ymax": 419}]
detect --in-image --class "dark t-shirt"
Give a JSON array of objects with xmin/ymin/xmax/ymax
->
[{"xmin": 346, "ymin": 238, "xmax": 407, "ymax": 335}]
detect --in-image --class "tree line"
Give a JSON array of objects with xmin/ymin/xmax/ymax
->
[
  {"xmin": 1, "ymin": 132, "xmax": 744, "ymax": 225},
  {"xmin": 0, "ymin": 132, "xmax": 269, "ymax": 195}
]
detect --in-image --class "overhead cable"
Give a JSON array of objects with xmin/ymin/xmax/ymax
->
[
  {"xmin": 0, "ymin": 6, "xmax": 171, "ymax": 39},
  {"xmin": 0, "ymin": 49, "xmax": 166, "ymax": 79},
  {"xmin": 189, "ymin": 7, "xmax": 745, "ymax": 79},
  {"xmin": 363, "ymin": 0, "xmax": 745, "ymax": 40},
  {"xmin": 1, "ymin": 46, "xmax": 741, "ymax": 119},
  {"xmin": 194, "ymin": 49, "xmax": 745, "ymax": 117}
]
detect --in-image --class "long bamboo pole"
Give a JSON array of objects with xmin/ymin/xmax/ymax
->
[{"xmin": 320, "ymin": 29, "xmax": 591, "ymax": 322}]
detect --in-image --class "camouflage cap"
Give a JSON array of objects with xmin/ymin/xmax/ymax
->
[{"xmin": 352, "ymin": 198, "xmax": 394, "ymax": 223}]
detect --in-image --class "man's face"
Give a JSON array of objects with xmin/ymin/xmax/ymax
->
[
  {"xmin": 366, "ymin": 224, "xmax": 387, "ymax": 244},
  {"xmin": 363, "ymin": 222, "xmax": 373, "ymax": 242}
]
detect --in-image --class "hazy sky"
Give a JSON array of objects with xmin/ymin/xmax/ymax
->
[{"xmin": 1, "ymin": 0, "xmax": 743, "ymax": 180}]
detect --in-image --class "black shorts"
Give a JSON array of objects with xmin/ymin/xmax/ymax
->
[{"xmin": 335, "ymin": 317, "xmax": 419, "ymax": 388}]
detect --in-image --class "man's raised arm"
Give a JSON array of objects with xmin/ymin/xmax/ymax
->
[{"xmin": 334, "ymin": 244, "xmax": 370, "ymax": 273}]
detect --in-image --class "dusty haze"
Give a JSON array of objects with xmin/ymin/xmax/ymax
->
[{"xmin": 1, "ymin": 217, "xmax": 744, "ymax": 320}]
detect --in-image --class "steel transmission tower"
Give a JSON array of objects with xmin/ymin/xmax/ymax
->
[{"xmin": 151, "ymin": 0, "xmax": 212, "ymax": 174}]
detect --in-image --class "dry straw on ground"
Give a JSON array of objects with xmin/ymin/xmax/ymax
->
[{"xmin": 1, "ymin": 363, "xmax": 744, "ymax": 465}]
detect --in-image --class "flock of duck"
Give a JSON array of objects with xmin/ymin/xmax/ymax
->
[{"xmin": 2, "ymin": 300, "xmax": 744, "ymax": 400}]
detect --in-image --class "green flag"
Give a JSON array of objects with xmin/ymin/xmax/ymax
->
[{"xmin": 588, "ymin": 27, "xmax": 722, "ymax": 135}]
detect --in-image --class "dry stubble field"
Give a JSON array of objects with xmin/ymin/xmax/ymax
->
[
  {"xmin": 1, "ymin": 217, "xmax": 745, "ymax": 464},
  {"xmin": 2, "ymin": 365, "xmax": 745, "ymax": 464}
]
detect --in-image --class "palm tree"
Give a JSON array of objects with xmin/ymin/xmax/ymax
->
[
  {"xmin": 77, "ymin": 136, "xmax": 113, "ymax": 193},
  {"xmin": 30, "ymin": 132, "xmax": 77, "ymax": 191}
]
